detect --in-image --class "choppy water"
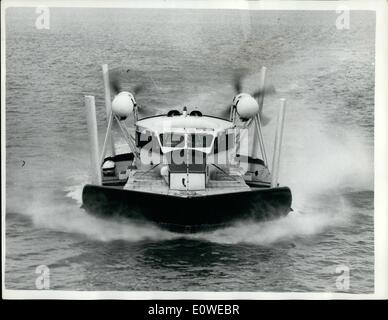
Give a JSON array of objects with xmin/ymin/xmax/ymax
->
[{"xmin": 5, "ymin": 8, "xmax": 374, "ymax": 292}]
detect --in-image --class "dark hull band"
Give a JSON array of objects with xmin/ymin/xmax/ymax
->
[{"xmin": 82, "ymin": 184, "xmax": 292, "ymax": 233}]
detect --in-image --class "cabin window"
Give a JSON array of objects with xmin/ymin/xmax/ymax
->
[
  {"xmin": 187, "ymin": 134, "xmax": 214, "ymax": 148},
  {"xmin": 213, "ymin": 132, "xmax": 235, "ymax": 153},
  {"xmin": 166, "ymin": 150, "xmax": 207, "ymax": 169},
  {"xmin": 159, "ymin": 133, "xmax": 185, "ymax": 148},
  {"xmin": 136, "ymin": 130, "xmax": 153, "ymax": 148}
]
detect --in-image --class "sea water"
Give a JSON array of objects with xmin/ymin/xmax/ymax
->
[{"xmin": 5, "ymin": 8, "xmax": 374, "ymax": 292}]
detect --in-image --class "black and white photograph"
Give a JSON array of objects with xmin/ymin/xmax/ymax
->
[{"xmin": 2, "ymin": 0, "xmax": 387, "ymax": 299}]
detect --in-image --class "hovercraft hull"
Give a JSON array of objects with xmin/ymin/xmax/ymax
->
[{"xmin": 82, "ymin": 184, "xmax": 292, "ymax": 233}]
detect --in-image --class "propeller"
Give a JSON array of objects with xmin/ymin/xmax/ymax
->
[
  {"xmin": 223, "ymin": 69, "xmax": 276, "ymax": 125},
  {"xmin": 109, "ymin": 68, "xmax": 146, "ymax": 96},
  {"xmin": 109, "ymin": 68, "xmax": 152, "ymax": 117},
  {"xmin": 233, "ymin": 68, "xmax": 276, "ymax": 100}
]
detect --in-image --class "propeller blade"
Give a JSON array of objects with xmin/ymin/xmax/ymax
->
[
  {"xmin": 133, "ymin": 83, "xmax": 145, "ymax": 95},
  {"xmin": 109, "ymin": 68, "xmax": 147, "ymax": 96},
  {"xmin": 109, "ymin": 70, "xmax": 122, "ymax": 95},
  {"xmin": 233, "ymin": 73, "xmax": 242, "ymax": 93},
  {"xmin": 220, "ymin": 105, "xmax": 232, "ymax": 119},
  {"xmin": 137, "ymin": 105, "xmax": 155, "ymax": 118},
  {"xmin": 252, "ymin": 84, "xmax": 276, "ymax": 99},
  {"xmin": 232, "ymin": 68, "xmax": 248, "ymax": 93},
  {"xmin": 260, "ymin": 114, "xmax": 271, "ymax": 126},
  {"xmin": 216, "ymin": 69, "xmax": 248, "ymax": 119}
]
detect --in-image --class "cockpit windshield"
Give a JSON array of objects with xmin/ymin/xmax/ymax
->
[
  {"xmin": 187, "ymin": 133, "xmax": 214, "ymax": 148},
  {"xmin": 158, "ymin": 132, "xmax": 215, "ymax": 150},
  {"xmin": 159, "ymin": 133, "xmax": 185, "ymax": 148}
]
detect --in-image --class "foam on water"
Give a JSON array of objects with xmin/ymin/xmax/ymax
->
[
  {"xmin": 15, "ymin": 195, "xmax": 177, "ymax": 242},
  {"xmin": 64, "ymin": 184, "xmax": 84, "ymax": 206},
  {"xmin": 189, "ymin": 208, "xmax": 350, "ymax": 245},
  {"xmin": 12, "ymin": 185, "xmax": 351, "ymax": 245}
]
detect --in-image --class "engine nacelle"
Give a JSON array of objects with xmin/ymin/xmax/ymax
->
[
  {"xmin": 112, "ymin": 91, "xmax": 136, "ymax": 120},
  {"xmin": 232, "ymin": 93, "xmax": 259, "ymax": 121}
]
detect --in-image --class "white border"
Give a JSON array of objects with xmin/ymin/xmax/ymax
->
[{"xmin": 1, "ymin": 0, "xmax": 387, "ymax": 300}]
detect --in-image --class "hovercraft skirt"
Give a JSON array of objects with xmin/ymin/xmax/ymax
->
[{"xmin": 82, "ymin": 184, "xmax": 292, "ymax": 233}]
